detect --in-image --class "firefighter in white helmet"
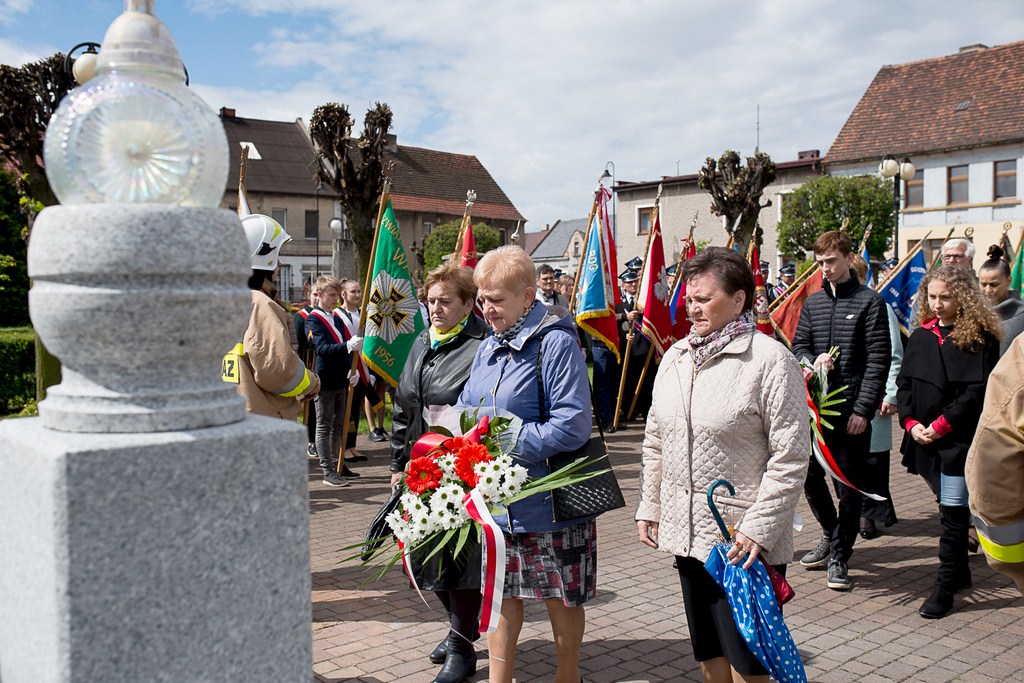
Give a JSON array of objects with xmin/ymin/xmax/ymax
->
[{"xmin": 222, "ymin": 213, "xmax": 319, "ymax": 419}]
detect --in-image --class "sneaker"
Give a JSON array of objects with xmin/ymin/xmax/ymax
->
[
  {"xmin": 367, "ymin": 428, "xmax": 388, "ymax": 442},
  {"xmin": 826, "ymin": 560, "xmax": 852, "ymax": 591},
  {"xmin": 341, "ymin": 465, "xmax": 361, "ymax": 479},
  {"xmin": 322, "ymin": 472, "xmax": 349, "ymax": 487},
  {"xmin": 306, "ymin": 443, "xmax": 317, "ymax": 458},
  {"xmin": 800, "ymin": 534, "xmax": 832, "ymax": 569}
]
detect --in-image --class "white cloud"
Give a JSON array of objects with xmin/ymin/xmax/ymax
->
[
  {"xmin": 0, "ymin": 36, "xmax": 53, "ymax": 66},
  {"xmin": 0, "ymin": 0, "xmax": 32, "ymax": 25}
]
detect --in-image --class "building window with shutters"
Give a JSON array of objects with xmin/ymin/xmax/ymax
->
[
  {"xmin": 305, "ymin": 210, "xmax": 318, "ymax": 240},
  {"xmin": 948, "ymin": 165, "xmax": 969, "ymax": 205},
  {"xmin": 905, "ymin": 170, "xmax": 924, "ymax": 208},
  {"xmin": 995, "ymin": 160, "xmax": 1017, "ymax": 200}
]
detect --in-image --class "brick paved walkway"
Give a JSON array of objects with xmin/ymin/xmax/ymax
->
[{"xmin": 311, "ymin": 422, "xmax": 1023, "ymax": 682}]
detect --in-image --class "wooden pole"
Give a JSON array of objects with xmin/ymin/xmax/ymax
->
[
  {"xmin": 664, "ymin": 214, "xmax": 698, "ymax": 332},
  {"xmin": 337, "ymin": 170, "xmax": 394, "ymax": 474},
  {"xmin": 569, "ymin": 180, "xmax": 604, "ymax": 317},
  {"xmin": 928, "ymin": 226, "xmax": 957, "ymax": 271},
  {"xmin": 452, "ymin": 189, "xmax": 476, "ymax": 261},
  {"xmin": 613, "ymin": 184, "xmax": 662, "ymax": 429},
  {"xmin": 627, "ymin": 345, "xmax": 655, "ymax": 419},
  {"xmin": 768, "ymin": 261, "xmax": 820, "ymax": 312},
  {"xmin": 874, "ymin": 229, "xmax": 933, "ymax": 293}
]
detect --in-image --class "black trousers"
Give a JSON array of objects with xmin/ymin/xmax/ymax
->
[{"xmin": 823, "ymin": 420, "xmax": 872, "ymax": 565}]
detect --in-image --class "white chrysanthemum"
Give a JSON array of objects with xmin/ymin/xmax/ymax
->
[
  {"xmin": 385, "ymin": 510, "xmax": 414, "ymax": 544},
  {"xmin": 504, "ymin": 465, "xmax": 529, "ymax": 486},
  {"xmin": 474, "ymin": 480, "xmax": 501, "ymax": 502},
  {"xmin": 436, "ymin": 454, "xmax": 456, "ymax": 472},
  {"xmin": 430, "ymin": 483, "xmax": 465, "ymax": 511},
  {"xmin": 401, "ymin": 492, "xmax": 427, "ymax": 514},
  {"xmin": 499, "ymin": 479, "xmax": 523, "ymax": 499},
  {"xmin": 493, "ymin": 454, "xmax": 514, "ymax": 470}
]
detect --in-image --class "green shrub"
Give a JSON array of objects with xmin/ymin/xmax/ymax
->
[{"xmin": 0, "ymin": 326, "xmax": 35, "ymax": 414}]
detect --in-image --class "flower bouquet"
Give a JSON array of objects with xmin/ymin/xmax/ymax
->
[{"xmin": 349, "ymin": 405, "xmax": 606, "ymax": 580}]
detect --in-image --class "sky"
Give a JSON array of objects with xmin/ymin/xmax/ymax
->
[{"xmin": 2, "ymin": 0, "xmax": 1023, "ymax": 231}]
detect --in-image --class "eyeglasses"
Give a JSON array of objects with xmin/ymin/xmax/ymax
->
[{"xmin": 942, "ymin": 253, "xmax": 967, "ymax": 261}]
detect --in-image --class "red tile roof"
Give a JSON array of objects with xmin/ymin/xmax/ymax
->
[{"xmin": 827, "ymin": 41, "xmax": 1024, "ymax": 165}]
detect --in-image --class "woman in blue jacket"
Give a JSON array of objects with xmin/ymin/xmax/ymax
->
[{"xmin": 458, "ymin": 245, "xmax": 594, "ymax": 683}]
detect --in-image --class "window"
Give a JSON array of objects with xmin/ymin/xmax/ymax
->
[
  {"xmin": 271, "ymin": 208, "xmax": 287, "ymax": 229},
  {"xmin": 500, "ymin": 228, "xmax": 508, "ymax": 245},
  {"xmin": 637, "ymin": 206, "xmax": 654, "ymax": 235},
  {"xmin": 573, "ymin": 237, "xmax": 581, "ymax": 257},
  {"xmin": 920, "ymin": 238, "xmax": 948, "ymax": 267},
  {"xmin": 948, "ymin": 165, "xmax": 969, "ymax": 204},
  {"xmin": 905, "ymin": 170, "xmax": 924, "ymax": 208},
  {"xmin": 274, "ymin": 264, "xmax": 293, "ymax": 302},
  {"xmin": 305, "ymin": 210, "xmax": 318, "ymax": 240},
  {"xmin": 423, "ymin": 221, "xmax": 435, "ymax": 235},
  {"xmin": 995, "ymin": 160, "xmax": 1017, "ymax": 200}
]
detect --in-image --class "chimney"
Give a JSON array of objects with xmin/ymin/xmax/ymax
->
[
  {"xmin": 958, "ymin": 44, "xmax": 988, "ymax": 54},
  {"xmin": 797, "ymin": 149, "xmax": 820, "ymax": 160},
  {"xmin": 385, "ymin": 133, "xmax": 398, "ymax": 153},
  {"xmin": 220, "ymin": 107, "xmax": 236, "ymax": 119}
]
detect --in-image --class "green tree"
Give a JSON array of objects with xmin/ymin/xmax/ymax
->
[
  {"xmin": 697, "ymin": 150, "xmax": 777, "ymax": 255},
  {"xmin": 422, "ymin": 221, "xmax": 501, "ymax": 271},
  {"xmin": 0, "ymin": 170, "xmax": 30, "ymax": 327},
  {"xmin": 777, "ymin": 174, "xmax": 895, "ymax": 259},
  {"xmin": 309, "ymin": 102, "xmax": 393, "ymax": 284}
]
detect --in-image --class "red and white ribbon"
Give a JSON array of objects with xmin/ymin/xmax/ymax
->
[
  {"xmin": 463, "ymin": 488, "xmax": 506, "ymax": 633},
  {"xmin": 396, "ymin": 537, "xmax": 430, "ymax": 609},
  {"xmin": 803, "ymin": 369, "xmax": 886, "ymax": 501}
]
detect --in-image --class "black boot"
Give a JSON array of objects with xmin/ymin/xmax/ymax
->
[
  {"xmin": 428, "ymin": 634, "xmax": 449, "ymax": 665},
  {"xmin": 431, "ymin": 632, "xmax": 476, "ymax": 683},
  {"xmin": 920, "ymin": 505, "xmax": 969, "ymax": 619}
]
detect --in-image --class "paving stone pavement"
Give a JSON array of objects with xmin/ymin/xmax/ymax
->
[{"xmin": 310, "ymin": 421, "xmax": 1023, "ymax": 683}]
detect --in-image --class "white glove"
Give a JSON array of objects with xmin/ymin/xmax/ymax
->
[
  {"xmin": 368, "ymin": 374, "xmax": 376, "ymax": 387},
  {"xmin": 348, "ymin": 369, "xmax": 359, "ymax": 386},
  {"xmin": 346, "ymin": 335, "xmax": 363, "ymax": 353}
]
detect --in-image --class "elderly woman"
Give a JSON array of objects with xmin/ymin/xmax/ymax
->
[
  {"xmin": 388, "ymin": 263, "xmax": 487, "ymax": 683},
  {"xmin": 457, "ymin": 245, "xmax": 594, "ymax": 683},
  {"xmin": 636, "ymin": 247, "xmax": 809, "ymax": 683}
]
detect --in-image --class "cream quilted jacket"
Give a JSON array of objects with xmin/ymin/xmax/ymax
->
[{"xmin": 635, "ymin": 331, "xmax": 810, "ymax": 565}]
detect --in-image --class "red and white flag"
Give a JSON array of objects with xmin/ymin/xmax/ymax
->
[
  {"xmin": 749, "ymin": 244, "xmax": 775, "ymax": 335},
  {"xmin": 636, "ymin": 209, "xmax": 673, "ymax": 356}
]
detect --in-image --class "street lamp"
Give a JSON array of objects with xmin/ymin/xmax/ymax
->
[
  {"xmin": 878, "ymin": 155, "xmax": 915, "ymax": 258},
  {"xmin": 601, "ymin": 161, "xmax": 616, "ymax": 242}
]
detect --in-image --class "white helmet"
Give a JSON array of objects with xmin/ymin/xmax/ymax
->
[{"xmin": 242, "ymin": 213, "xmax": 291, "ymax": 271}]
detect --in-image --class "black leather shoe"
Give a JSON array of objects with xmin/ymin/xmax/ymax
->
[
  {"xmin": 431, "ymin": 637, "xmax": 476, "ymax": 683},
  {"xmin": 920, "ymin": 586, "xmax": 954, "ymax": 619},
  {"xmin": 428, "ymin": 635, "xmax": 448, "ymax": 665}
]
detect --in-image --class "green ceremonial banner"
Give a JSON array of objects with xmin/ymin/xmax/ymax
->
[
  {"xmin": 1012, "ymin": 239, "xmax": 1024, "ymax": 292},
  {"xmin": 362, "ymin": 197, "xmax": 426, "ymax": 387}
]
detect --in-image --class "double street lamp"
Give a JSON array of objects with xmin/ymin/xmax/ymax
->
[
  {"xmin": 600, "ymin": 161, "xmax": 616, "ymax": 242},
  {"xmin": 878, "ymin": 155, "xmax": 915, "ymax": 258}
]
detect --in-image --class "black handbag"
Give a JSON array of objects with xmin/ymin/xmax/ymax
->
[
  {"xmin": 537, "ymin": 339, "xmax": 626, "ymax": 522},
  {"xmin": 360, "ymin": 485, "xmax": 402, "ymax": 561}
]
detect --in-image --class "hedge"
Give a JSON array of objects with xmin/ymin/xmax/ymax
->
[{"xmin": 0, "ymin": 326, "xmax": 35, "ymax": 414}]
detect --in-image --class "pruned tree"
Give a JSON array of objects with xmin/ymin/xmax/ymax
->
[
  {"xmin": 309, "ymin": 102, "xmax": 393, "ymax": 282},
  {"xmin": 0, "ymin": 53, "xmax": 75, "ymax": 401},
  {"xmin": 422, "ymin": 220, "xmax": 501, "ymax": 271},
  {"xmin": 697, "ymin": 150, "xmax": 777, "ymax": 255},
  {"xmin": 777, "ymin": 174, "xmax": 895, "ymax": 258},
  {"xmin": 0, "ymin": 54, "xmax": 75, "ymax": 210}
]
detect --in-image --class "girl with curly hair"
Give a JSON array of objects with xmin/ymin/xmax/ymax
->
[{"xmin": 897, "ymin": 265, "xmax": 1002, "ymax": 619}]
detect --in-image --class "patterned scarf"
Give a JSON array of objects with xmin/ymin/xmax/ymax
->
[
  {"xmin": 429, "ymin": 314, "xmax": 471, "ymax": 350},
  {"xmin": 493, "ymin": 301, "xmax": 538, "ymax": 346},
  {"xmin": 686, "ymin": 310, "xmax": 756, "ymax": 368}
]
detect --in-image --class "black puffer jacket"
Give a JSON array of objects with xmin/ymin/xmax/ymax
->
[
  {"xmin": 389, "ymin": 313, "xmax": 488, "ymax": 473},
  {"xmin": 792, "ymin": 271, "xmax": 891, "ymax": 418}
]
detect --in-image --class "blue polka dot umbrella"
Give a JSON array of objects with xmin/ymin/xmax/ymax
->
[{"xmin": 704, "ymin": 480, "xmax": 807, "ymax": 683}]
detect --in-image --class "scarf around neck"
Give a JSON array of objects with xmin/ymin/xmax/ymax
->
[
  {"xmin": 686, "ymin": 310, "xmax": 756, "ymax": 368},
  {"xmin": 494, "ymin": 301, "xmax": 538, "ymax": 345},
  {"xmin": 429, "ymin": 314, "xmax": 471, "ymax": 350}
]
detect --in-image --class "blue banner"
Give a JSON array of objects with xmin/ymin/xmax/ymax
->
[
  {"xmin": 575, "ymin": 213, "xmax": 620, "ymax": 361},
  {"xmin": 861, "ymin": 244, "xmax": 874, "ymax": 288},
  {"xmin": 879, "ymin": 248, "xmax": 927, "ymax": 333}
]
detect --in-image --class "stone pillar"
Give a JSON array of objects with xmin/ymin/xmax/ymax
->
[{"xmin": 0, "ymin": 206, "xmax": 313, "ymax": 682}]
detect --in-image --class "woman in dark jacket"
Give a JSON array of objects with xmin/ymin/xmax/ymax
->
[
  {"xmin": 897, "ymin": 265, "xmax": 1002, "ymax": 619},
  {"xmin": 389, "ymin": 262, "xmax": 486, "ymax": 683}
]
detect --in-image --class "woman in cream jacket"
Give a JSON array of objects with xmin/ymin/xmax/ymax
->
[{"xmin": 636, "ymin": 247, "xmax": 809, "ymax": 683}]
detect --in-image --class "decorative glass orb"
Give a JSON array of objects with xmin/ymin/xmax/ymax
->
[{"xmin": 44, "ymin": 1, "xmax": 227, "ymax": 207}]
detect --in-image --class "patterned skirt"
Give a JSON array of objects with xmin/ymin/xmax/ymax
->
[{"xmin": 484, "ymin": 520, "xmax": 598, "ymax": 607}]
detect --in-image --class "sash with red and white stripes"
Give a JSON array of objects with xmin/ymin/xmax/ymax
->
[{"xmin": 308, "ymin": 308, "xmax": 371, "ymax": 385}]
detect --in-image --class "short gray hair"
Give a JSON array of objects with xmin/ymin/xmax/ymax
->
[
  {"xmin": 475, "ymin": 245, "xmax": 536, "ymax": 292},
  {"xmin": 941, "ymin": 238, "xmax": 975, "ymax": 259}
]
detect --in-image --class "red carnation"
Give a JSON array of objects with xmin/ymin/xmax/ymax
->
[
  {"xmin": 406, "ymin": 456, "xmax": 444, "ymax": 494},
  {"xmin": 453, "ymin": 443, "xmax": 493, "ymax": 487}
]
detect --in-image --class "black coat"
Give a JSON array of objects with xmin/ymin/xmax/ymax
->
[
  {"xmin": 389, "ymin": 314, "xmax": 487, "ymax": 591},
  {"xmin": 792, "ymin": 271, "xmax": 891, "ymax": 418},
  {"xmin": 897, "ymin": 324, "xmax": 998, "ymax": 481}
]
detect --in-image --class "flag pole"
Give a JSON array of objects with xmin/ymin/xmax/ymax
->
[
  {"xmin": 768, "ymin": 262, "xmax": 820, "ymax": 312},
  {"xmin": 664, "ymin": 212, "xmax": 698, "ymax": 323},
  {"xmin": 927, "ymin": 226, "xmax": 957, "ymax": 271},
  {"xmin": 569, "ymin": 178, "xmax": 605, "ymax": 317},
  {"xmin": 627, "ymin": 346, "xmax": 655, "ymax": 419},
  {"xmin": 452, "ymin": 189, "xmax": 476, "ymax": 260},
  {"xmin": 874, "ymin": 229, "xmax": 933, "ymax": 293},
  {"xmin": 337, "ymin": 167, "xmax": 395, "ymax": 474},
  {"xmin": 613, "ymin": 183, "xmax": 662, "ymax": 429},
  {"xmin": 858, "ymin": 224, "xmax": 873, "ymax": 253}
]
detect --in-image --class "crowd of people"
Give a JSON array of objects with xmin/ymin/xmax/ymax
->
[{"xmin": 228, "ymin": 212, "xmax": 1024, "ymax": 683}]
